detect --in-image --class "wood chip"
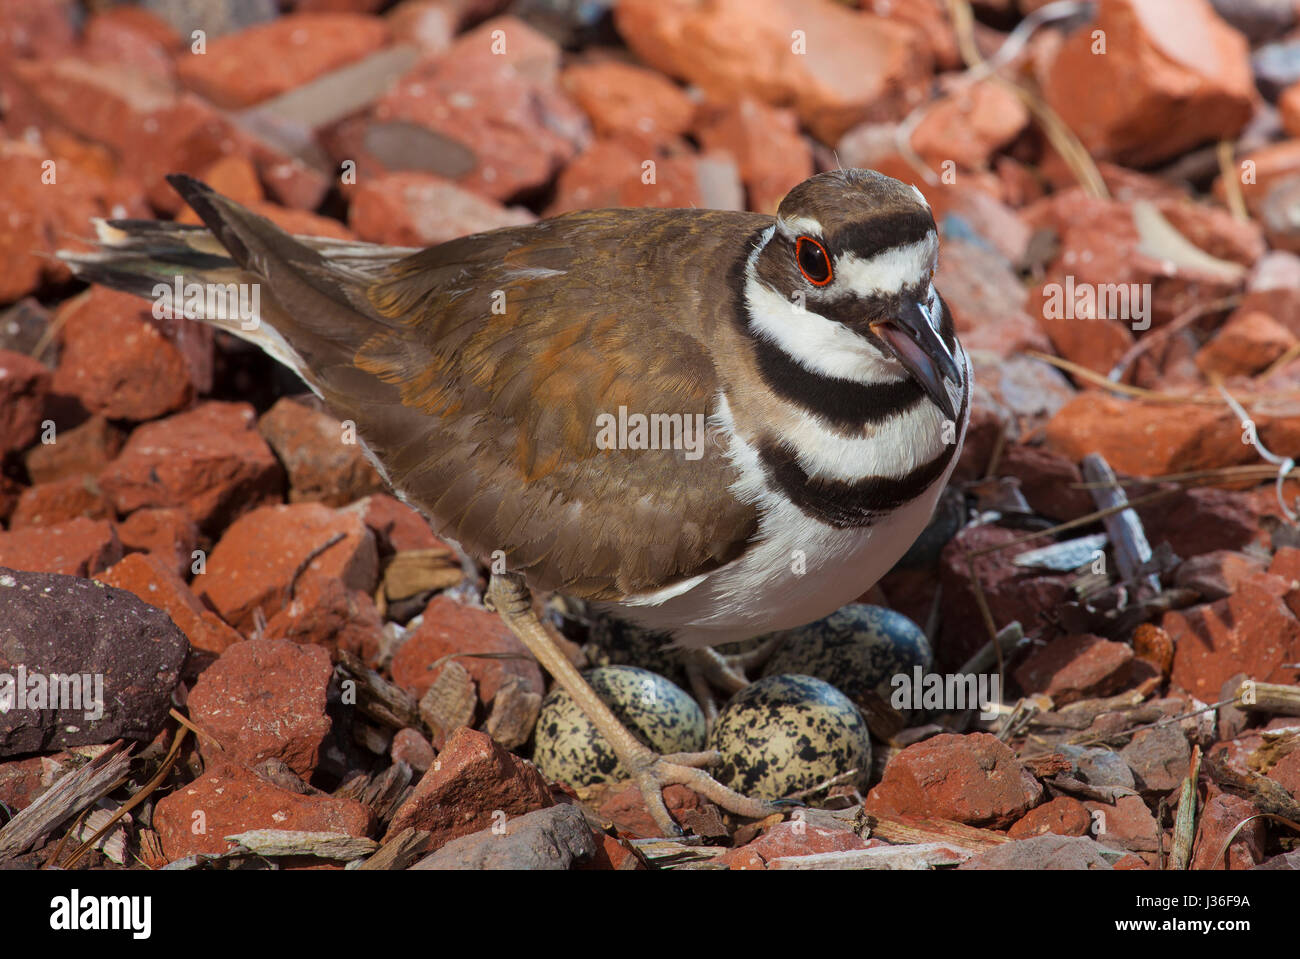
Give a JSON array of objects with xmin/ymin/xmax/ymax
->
[
  {"xmin": 73, "ymin": 807, "xmax": 130, "ymax": 865},
  {"xmin": 1046, "ymin": 773, "xmax": 1139, "ymax": 803},
  {"xmin": 957, "ymin": 622, "xmax": 1028, "ymax": 676},
  {"xmin": 864, "ymin": 814, "xmax": 1010, "ymax": 851},
  {"xmin": 355, "ymin": 827, "xmax": 433, "ymax": 871},
  {"xmin": 1037, "ymin": 690, "xmax": 1148, "ymax": 730},
  {"xmin": 382, "ymin": 548, "xmax": 462, "ymax": 602},
  {"xmin": 225, "ymin": 830, "xmax": 378, "ymax": 861},
  {"xmin": 137, "ymin": 828, "xmax": 167, "ymax": 870},
  {"xmin": 857, "ymin": 690, "xmax": 907, "ymax": 741},
  {"xmin": 1081, "ymin": 453, "xmax": 1161, "ymax": 596},
  {"xmin": 1232, "ymin": 680, "xmax": 1300, "ymax": 717},
  {"xmin": 768, "ymin": 843, "xmax": 969, "ymax": 870},
  {"xmin": 625, "ymin": 836, "xmax": 729, "ymax": 870},
  {"xmin": 357, "ymin": 761, "xmax": 414, "ymax": 827},
  {"xmin": 1133, "ymin": 200, "xmax": 1246, "ymax": 284},
  {"xmin": 239, "ymin": 46, "xmax": 421, "ymax": 131},
  {"xmin": 676, "ymin": 803, "xmax": 730, "ymax": 840},
  {"xmin": 351, "ymin": 721, "xmax": 394, "ymax": 756},
  {"xmin": 1248, "ymin": 726, "xmax": 1300, "ymax": 773},
  {"xmin": 418, "ymin": 659, "xmax": 477, "ymax": 747},
  {"xmin": 484, "ymin": 675, "xmax": 542, "ymax": 751},
  {"xmin": 363, "ymin": 121, "xmax": 479, "ymax": 179},
  {"xmin": 730, "ymin": 812, "xmax": 784, "ymax": 848},
  {"xmin": 0, "ymin": 741, "xmax": 132, "ymax": 859},
  {"xmin": 1169, "ymin": 745, "xmax": 1200, "ymax": 870},
  {"xmin": 254, "ymin": 758, "xmax": 326, "ymax": 796},
  {"xmin": 335, "ymin": 649, "xmax": 421, "ymax": 730},
  {"xmin": 1021, "ymin": 752, "xmax": 1073, "ymax": 779},
  {"xmin": 1204, "ymin": 754, "xmax": 1300, "ymax": 820},
  {"xmin": 1014, "ymin": 533, "xmax": 1110, "ymax": 571}
]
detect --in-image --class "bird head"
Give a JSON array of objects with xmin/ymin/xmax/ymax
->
[{"xmin": 749, "ymin": 169, "xmax": 962, "ymax": 421}]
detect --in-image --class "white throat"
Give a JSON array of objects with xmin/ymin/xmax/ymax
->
[{"xmin": 742, "ymin": 226, "xmax": 908, "ymax": 387}]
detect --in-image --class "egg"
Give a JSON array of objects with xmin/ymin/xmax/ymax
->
[
  {"xmin": 893, "ymin": 486, "xmax": 964, "ymax": 568},
  {"xmin": 532, "ymin": 665, "xmax": 706, "ymax": 786},
  {"xmin": 762, "ymin": 604, "xmax": 932, "ymax": 704},
  {"xmin": 581, "ymin": 613, "xmax": 762, "ymax": 689},
  {"xmin": 708, "ymin": 674, "xmax": 871, "ymax": 800},
  {"xmin": 580, "ymin": 614, "xmax": 689, "ymax": 687}
]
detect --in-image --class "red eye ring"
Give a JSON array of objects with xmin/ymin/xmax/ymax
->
[{"xmin": 795, "ymin": 236, "xmax": 832, "ymax": 286}]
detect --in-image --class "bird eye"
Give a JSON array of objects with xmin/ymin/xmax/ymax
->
[{"xmin": 795, "ymin": 236, "xmax": 832, "ymax": 286}]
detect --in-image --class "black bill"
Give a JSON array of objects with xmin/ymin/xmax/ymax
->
[{"xmin": 870, "ymin": 299, "xmax": 960, "ymax": 422}]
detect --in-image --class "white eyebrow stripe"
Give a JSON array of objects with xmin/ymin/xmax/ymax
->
[
  {"xmin": 777, "ymin": 215, "xmax": 824, "ymax": 239},
  {"xmin": 833, "ymin": 234, "xmax": 937, "ymax": 296}
]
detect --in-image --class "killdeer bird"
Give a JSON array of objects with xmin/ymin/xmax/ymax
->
[{"xmin": 63, "ymin": 169, "xmax": 970, "ymax": 835}]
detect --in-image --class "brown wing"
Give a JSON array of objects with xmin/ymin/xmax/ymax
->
[
  {"xmin": 344, "ymin": 207, "xmax": 769, "ymax": 599},
  {"xmin": 155, "ymin": 177, "xmax": 770, "ymax": 600}
]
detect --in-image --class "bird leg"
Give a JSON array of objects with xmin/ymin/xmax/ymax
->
[
  {"xmin": 682, "ymin": 635, "xmax": 788, "ymax": 726},
  {"xmin": 485, "ymin": 572, "xmax": 778, "ymax": 836}
]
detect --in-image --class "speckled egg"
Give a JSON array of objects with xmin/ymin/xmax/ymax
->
[
  {"xmin": 708, "ymin": 674, "xmax": 871, "ymax": 800},
  {"xmin": 761, "ymin": 604, "xmax": 932, "ymax": 704},
  {"xmin": 580, "ymin": 613, "xmax": 762, "ymax": 688},
  {"xmin": 894, "ymin": 486, "xmax": 964, "ymax": 568},
  {"xmin": 532, "ymin": 666, "xmax": 706, "ymax": 786},
  {"xmin": 580, "ymin": 614, "xmax": 689, "ymax": 688}
]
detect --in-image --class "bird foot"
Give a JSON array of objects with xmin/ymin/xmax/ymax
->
[
  {"xmin": 485, "ymin": 573, "xmax": 779, "ymax": 837},
  {"xmin": 623, "ymin": 747, "xmax": 781, "ymax": 837},
  {"xmin": 682, "ymin": 636, "xmax": 788, "ymax": 726}
]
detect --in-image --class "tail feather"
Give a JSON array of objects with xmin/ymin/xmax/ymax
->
[
  {"xmin": 59, "ymin": 179, "xmax": 415, "ymax": 390},
  {"xmin": 162, "ymin": 174, "xmax": 377, "ymax": 358}
]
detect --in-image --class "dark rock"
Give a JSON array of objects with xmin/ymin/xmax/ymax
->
[
  {"xmin": 0, "ymin": 568, "xmax": 188, "ymax": 756},
  {"xmin": 1254, "ymin": 39, "xmax": 1300, "ymax": 100},
  {"xmin": 1191, "ymin": 792, "xmax": 1266, "ymax": 869},
  {"xmin": 1120, "ymin": 725, "xmax": 1191, "ymax": 796},
  {"xmin": 938, "ymin": 524, "xmax": 1072, "ymax": 669},
  {"xmin": 1059, "ymin": 744, "xmax": 1138, "ymax": 791},
  {"xmin": 1084, "ymin": 795, "xmax": 1160, "ymax": 852},
  {"xmin": 0, "ymin": 350, "xmax": 50, "ymax": 455},
  {"xmin": 141, "ymin": 0, "xmax": 278, "ymax": 39},
  {"xmin": 958, "ymin": 834, "xmax": 1114, "ymax": 870},
  {"xmin": 411, "ymin": 803, "xmax": 597, "ymax": 870},
  {"xmin": 1137, "ymin": 487, "xmax": 1258, "ymax": 559},
  {"xmin": 1254, "ymin": 849, "xmax": 1300, "ymax": 869},
  {"xmin": 1212, "ymin": 0, "xmax": 1296, "ymax": 44},
  {"xmin": 999, "ymin": 444, "xmax": 1094, "ymax": 522}
]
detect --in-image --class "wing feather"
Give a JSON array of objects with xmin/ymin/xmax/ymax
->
[{"xmin": 348, "ymin": 208, "xmax": 769, "ymax": 598}]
